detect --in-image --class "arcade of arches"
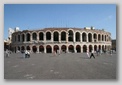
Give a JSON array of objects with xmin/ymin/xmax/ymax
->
[
  {"xmin": 12, "ymin": 29, "xmax": 112, "ymax": 53},
  {"xmin": 15, "ymin": 44, "xmax": 111, "ymax": 53}
]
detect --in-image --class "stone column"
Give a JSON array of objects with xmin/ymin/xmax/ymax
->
[
  {"xmin": 43, "ymin": 33, "xmax": 46, "ymax": 42},
  {"xmin": 37, "ymin": 45, "xmax": 39, "ymax": 53},
  {"xmin": 66, "ymin": 33, "xmax": 68, "ymax": 43},
  {"xmin": 59, "ymin": 33, "xmax": 61, "ymax": 43},
  {"xmin": 80, "ymin": 34, "xmax": 82, "ymax": 42},
  {"xmin": 73, "ymin": 33, "xmax": 75, "ymax": 43},
  {"xmin": 51, "ymin": 33, "xmax": 53, "ymax": 42},
  {"xmin": 44, "ymin": 45, "xmax": 46, "ymax": 53},
  {"xmin": 86, "ymin": 34, "xmax": 88, "ymax": 42},
  {"xmin": 37, "ymin": 33, "xmax": 39, "ymax": 41}
]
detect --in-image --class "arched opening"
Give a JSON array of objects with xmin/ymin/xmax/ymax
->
[
  {"xmin": 18, "ymin": 35, "xmax": 20, "ymax": 42},
  {"xmin": 68, "ymin": 45, "xmax": 74, "ymax": 53},
  {"xmin": 68, "ymin": 30, "xmax": 73, "ymax": 42},
  {"xmin": 32, "ymin": 46, "xmax": 37, "ymax": 53},
  {"xmin": 102, "ymin": 45, "xmax": 104, "ymax": 51},
  {"xmin": 105, "ymin": 35, "xmax": 106, "ymax": 41},
  {"xmin": 39, "ymin": 32, "xmax": 44, "ymax": 40},
  {"xmin": 53, "ymin": 45, "xmax": 59, "ymax": 53},
  {"xmin": 61, "ymin": 31, "xmax": 66, "ymax": 41},
  {"xmin": 89, "ymin": 45, "xmax": 92, "ymax": 52},
  {"xmin": 46, "ymin": 32, "xmax": 51, "ymax": 40},
  {"xmin": 102, "ymin": 35, "xmax": 104, "ymax": 41},
  {"xmin": 99, "ymin": 45, "xmax": 101, "ymax": 50},
  {"xmin": 26, "ymin": 33, "xmax": 30, "ymax": 41},
  {"xmin": 53, "ymin": 32, "xmax": 59, "ymax": 41},
  {"xmin": 76, "ymin": 45, "xmax": 81, "ymax": 53},
  {"xmin": 88, "ymin": 33, "xmax": 92, "ymax": 42},
  {"xmin": 94, "ymin": 45, "xmax": 97, "ymax": 52},
  {"xmin": 83, "ymin": 45, "xmax": 87, "ymax": 52},
  {"xmin": 22, "ymin": 34, "xmax": 25, "ymax": 42},
  {"xmin": 98, "ymin": 34, "xmax": 101, "ymax": 41},
  {"xmin": 26, "ymin": 46, "xmax": 30, "ymax": 51},
  {"xmin": 82, "ymin": 32, "xmax": 87, "ymax": 42},
  {"xmin": 93, "ymin": 33, "xmax": 97, "ymax": 42},
  {"xmin": 75, "ymin": 32, "xmax": 80, "ymax": 42},
  {"xmin": 32, "ymin": 33, "xmax": 37, "ymax": 40},
  {"xmin": 46, "ymin": 45, "xmax": 52, "ymax": 53},
  {"xmin": 61, "ymin": 45, "xmax": 67, "ymax": 52},
  {"xmin": 21, "ymin": 46, "xmax": 25, "ymax": 53},
  {"xmin": 39, "ymin": 45, "xmax": 44, "ymax": 53}
]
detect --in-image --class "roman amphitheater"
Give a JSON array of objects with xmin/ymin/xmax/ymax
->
[{"xmin": 11, "ymin": 27, "xmax": 112, "ymax": 53}]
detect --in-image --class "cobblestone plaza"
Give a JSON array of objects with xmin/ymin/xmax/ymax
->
[{"xmin": 4, "ymin": 53, "xmax": 116, "ymax": 79}]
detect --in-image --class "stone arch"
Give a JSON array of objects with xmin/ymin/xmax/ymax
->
[
  {"xmin": 102, "ymin": 45, "xmax": 104, "ymax": 51},
  {"xmin": 39, "ymin": 32, "xmax": 44, "ymax": 40},
  {"xmin": 93, "ymin": 33, "xmax": 97, "ymax": 42},
  {"xmin": 26, "ymin": 46, "xmax": 30, "ymax": 50},
  {"xmin": 89, "ymin": 45, "xmax": 92, "ymax": 52},
  {"xmin": 26, "ymin": 33, "xmax": 30, "ymax": 41},
  {"xmin": 61, "ymin": 31, "xmax": 66, "ymax": 41},
  {"xmin": 68, "ymin": 30, "xmax": 74, "ymax": 42},
  {"xmin": 46, "ymin": 45, "xmax": 52, "ymax": 53},
  {"xmin": 32, "ymin": 46, "xmax": 37, "ymax": 53},
  {"xmin": 53, "ymin": 31, "xmax": 59, "ymax": 41},
  {"xmin": 98, "ymin": 45, "xmax": 101, "ymax": 50},
  {"xmin": 82, "ymin": 32, "xmax": 87, "ymax": 42},
  {"xmin": 18, "ymin": 34, "xmax": 20, "ymax": 42},
  {"xmin": 98, "ymin": 34, "xmax": 101, "ymax": 41},
  {"xmin": 76, "ymin": 45, "xmax": 81, "ymax": 53},
  {"xmin": 105, "ymin": 35, "xmax": 106, "ymax": 41},
  {"xmin": 68, "ymin": 45, "xmax": 74, "ymax": 53},
  {"xmin": 61, "ymin": 45, "xmax": 67, "ymax": 52},
  {"xmin": 46, "ymin": 31, "xmax": 51, "ymax": 40},
  {"xmin": 75, "ymin": 32, "xmax": 80, "ymax": 42},
  {"xmin": 53, "ymin": 45, "xmax": 59, "ymax": 53},
  {"xmin": 88, "ymin": 33, "xmax": 92, "ymax": 42},
  {"xmin": 102, "ymin": 34, "xmax": 104, "ymax": 41},
  {"xmin": 32, "ymin": 32, "xmax": 37, "ymax": 40},
  {"xmin": 21, "ymin": 34, "xmax": 25, "ymax": 42},
  {"xmin": 83, "ymin": 45, "xmax": 87, "ymax": 52},
  {"xmin": 94, "ymin": 45, "xmax": 97, "ymax": 52},
  {"xmin": 39, "ymin": 45, "xmax": 44, "ymax": 53}
]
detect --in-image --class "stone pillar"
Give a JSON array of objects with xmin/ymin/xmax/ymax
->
[
  {"xmin": 86, "ymin": 34, "xmax": 88, "ymax": 42},
  {"xmin": 66, "ymin": 33, "xmax": 68, "ymax": 43},
  {"xmin": 44, "ymin": 33, "xmax": 46, "ymax": 42},
  {"xmin": 80, "ymin": 34, "xmax": 82, "ymax": 42},
  {"xmin": 74, "ymin": 45, "xmax": 77, "ymax": 53},
  {"xmin": 92, "ymin": 34, "xmax": 93, "ymax": 42},
  {"xmin": 73, "ymin": 33, "xmax": 75, "ymax": 42},
  {"xmin": 37, "ymin": 45, "xmax": 39, "ymax": 53},
  {"xmin": 51, "ymin": 34, "xmax": 53, "ymax": 42},
  {"xmin": 37, "ymin": 33, "xmax": 39, "ymax": 41},
  {"xmin": 44, "ymin": 45, "xmax": 46, "ymax": 53},
  {"xmin": 59, "ymin": 33, "xmax": 61, "ymax": 43}
]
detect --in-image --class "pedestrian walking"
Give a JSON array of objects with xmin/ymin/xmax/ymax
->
[{"xmin": 90, "ymin": 50, "xmax": 95, "ymax": 59}]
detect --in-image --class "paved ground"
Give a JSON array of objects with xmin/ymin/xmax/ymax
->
[{"xmin": 4, "ymin": 52, "xmax": 117, "ymax": 79}]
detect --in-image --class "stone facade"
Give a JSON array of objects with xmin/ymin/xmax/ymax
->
[{"xmin": 11, "ymin": 27, "xmax": 112, "ymax": 53}]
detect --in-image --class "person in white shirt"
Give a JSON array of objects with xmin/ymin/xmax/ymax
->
[{"xmin": 90, "ymin": 50, "xmax": 95, "ymax": 59}]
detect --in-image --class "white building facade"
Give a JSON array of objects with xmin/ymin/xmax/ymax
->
[{"xmin": 11, "ymin": 27, "xmax": 112, "ymax": 53}]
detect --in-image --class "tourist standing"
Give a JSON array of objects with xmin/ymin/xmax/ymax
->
[{"xmin": 90, "ymin": 50, "xmax": 95, "ymax": 59}]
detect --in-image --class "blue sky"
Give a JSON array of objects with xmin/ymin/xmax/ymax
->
[{"xmin": 4, "ymin": 4, "xmax": 116, "ymax": 39}]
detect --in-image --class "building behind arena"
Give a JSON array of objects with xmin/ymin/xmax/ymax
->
[{"xmin": 9, "ymin": 27, "xmax": 111, "ymax": 53}]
